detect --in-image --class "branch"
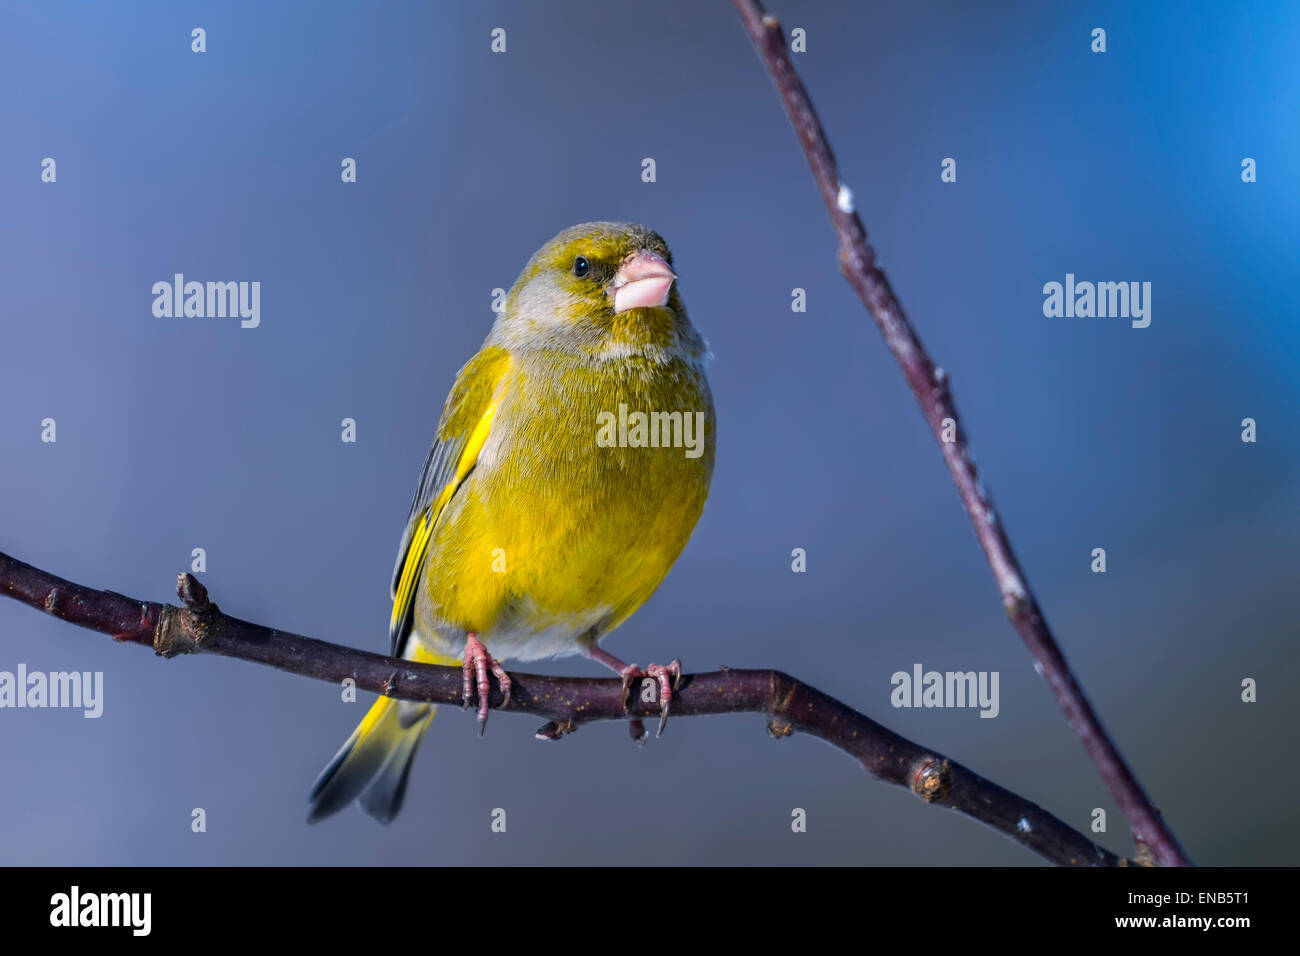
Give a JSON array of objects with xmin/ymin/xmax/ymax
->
[
  {"xmin": 0, "ymin": 548, "xmax": 1120, "ymax": 866},
  {"xmin": 731, "ymin": 0, "xmax": 1190, "ymax": 866}
]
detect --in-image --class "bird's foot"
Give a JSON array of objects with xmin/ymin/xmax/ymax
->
[
  {"xmin": 582, "ymin": 644, "xmax": 684, "ymax": 738},
  {"xmin": 617, "ymin": 660, "xmax": 683, "ymax": 738},
  {"xmin": 461, "ymin": 632, "xmax": 511, "ymax": 734}
]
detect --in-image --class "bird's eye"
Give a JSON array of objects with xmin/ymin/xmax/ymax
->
[{"xmin": 572, "ymin": 256, "xmax": 590, "ymax": 278}]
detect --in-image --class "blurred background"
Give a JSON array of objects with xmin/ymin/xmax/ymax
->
[{"xmin": 1, "ymin": 0, "xmax": 1296, "ymax": 865}]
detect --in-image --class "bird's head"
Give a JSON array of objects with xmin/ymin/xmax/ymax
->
[{"xmin": 499, "ymin": 222, "xmax": 706, "ymax": 362}]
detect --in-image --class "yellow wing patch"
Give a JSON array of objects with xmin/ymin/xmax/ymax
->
[{"xmin": 388, "ymin": 401, "xmax": 498, "ymax": 637}]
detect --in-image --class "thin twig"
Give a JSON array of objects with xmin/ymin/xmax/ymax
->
[
  {"xmin": 0, "ymin": 548, "xmax": 1121, "ymax": 866},
  {"xmin": 730, "ymin": 0, "xmax": 1190, "ymax": 866}
]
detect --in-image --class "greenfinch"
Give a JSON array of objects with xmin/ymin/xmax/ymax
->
[{"xmin": 309, "ymin": 222, "xmax": 716, "ymax": 823}]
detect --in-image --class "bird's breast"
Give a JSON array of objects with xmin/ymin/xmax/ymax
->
[{"xmin": 419, "ymin": 352, "xmax": 715, "ymax": 653}]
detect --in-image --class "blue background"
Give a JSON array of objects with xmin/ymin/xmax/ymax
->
[{"xmin": 1, "ymin": 0, "xmax": 1296, "ymax": 865}]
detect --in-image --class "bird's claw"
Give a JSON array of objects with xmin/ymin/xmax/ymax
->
[
  {"xmin": 619, "ymin": 659, "xmax": 682, "ymax": 738},
  {"xmin": 461, "ymin": 633, "xmax": 511, "ymax": 734},
  {"xmin": 628, "ymin": 718, "xmax": 648, "ymax": 745}
]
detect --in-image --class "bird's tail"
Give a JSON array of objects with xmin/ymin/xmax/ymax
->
[{"xmin": 307, "ymin": 644, "xmax": 459, "ymax": 824}]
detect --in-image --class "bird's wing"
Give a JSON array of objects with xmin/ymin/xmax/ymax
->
[{"xmin": 388, "ymin": 345, "xmax": 513, "ymax": 657}]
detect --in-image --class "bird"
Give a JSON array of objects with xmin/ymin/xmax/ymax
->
[{"xmin": 308, "ymin": 222, "xmax": 716, "ymax": 823}]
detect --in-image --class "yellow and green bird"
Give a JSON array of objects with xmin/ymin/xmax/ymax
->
[{"xmin": 308, "ymin": 222, "xmax": 716, "ymax": 823}]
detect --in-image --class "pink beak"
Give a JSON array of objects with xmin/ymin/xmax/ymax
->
[{"xmin": 611, "ymin": 250, "xmax": 676, "ymax": 313}]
